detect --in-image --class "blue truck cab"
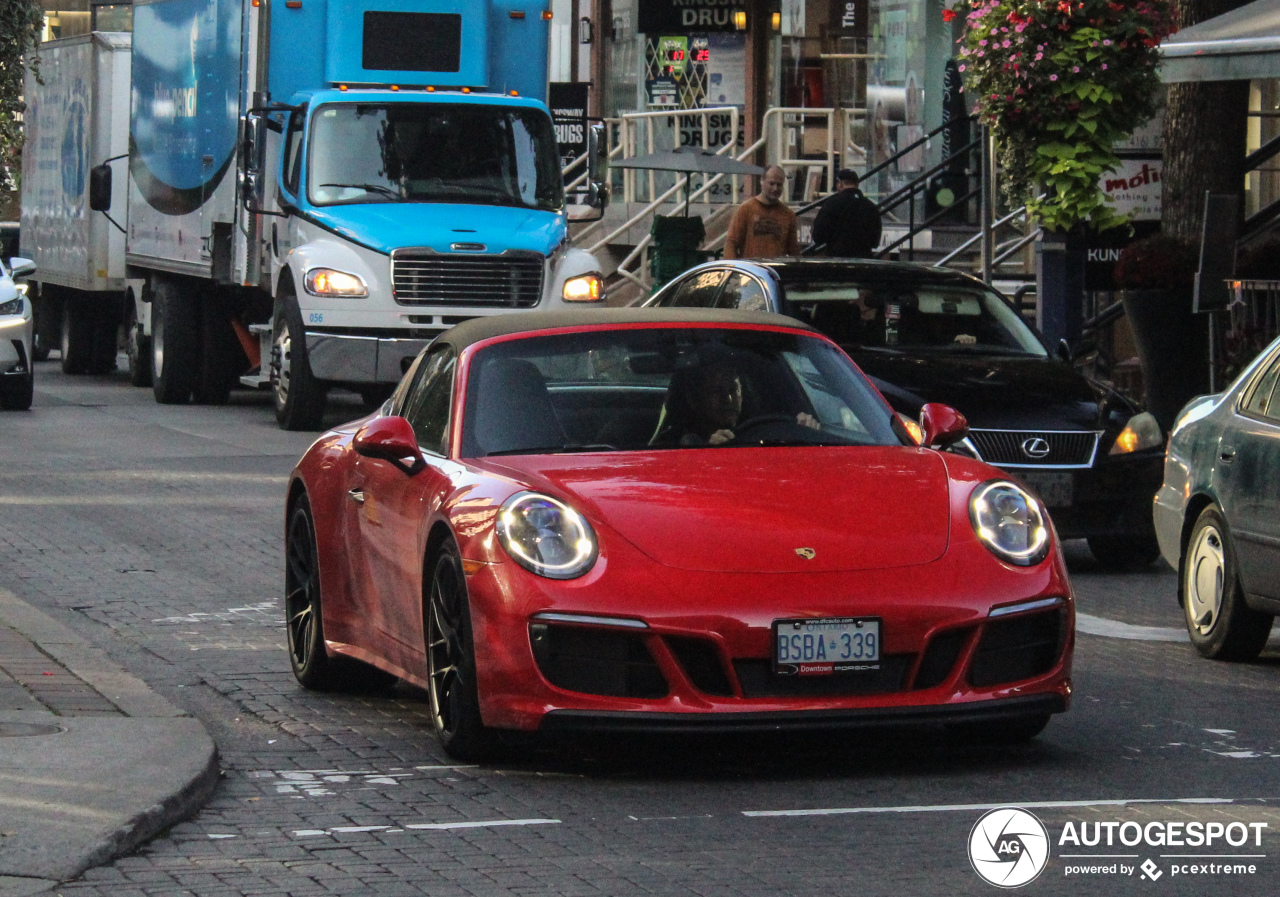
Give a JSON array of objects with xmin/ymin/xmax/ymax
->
[{"xmin": 107, "ymin": 0, "xmax": 607, "ymax": 428}]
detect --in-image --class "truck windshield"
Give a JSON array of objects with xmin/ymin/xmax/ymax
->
[{"xmin": 307, "ymin": 103, "xmax": 563, "ymax": 212}]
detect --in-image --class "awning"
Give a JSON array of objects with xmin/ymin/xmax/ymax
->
[{"xmin": 1160, "ymin": 0, "xmax": 1280, "ymax": 82}]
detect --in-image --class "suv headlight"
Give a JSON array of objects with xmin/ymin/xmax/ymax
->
[
  {"xmin": 304, "ymin": 268, "xmax": 368, "ymax": 297},
  {"xmin": 496, "ymin": 491, "xmax": 598, "ymax": 579},
  {"xmin": 0, "ymin": 297, "xmax": 23, "ymax": 316},
  {"xmin": 562, "ymin": 273, "xmax": 602, "ymax": 302},
  {"xmin": 1109, "ymin": 411, "xmax": 1163, "ymax": 454},
  {"xmin": 969, "ymin": 480, "xmax": 1050, "ymax": 566}
]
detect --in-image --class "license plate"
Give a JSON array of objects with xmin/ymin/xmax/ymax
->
[
  {"xmin": 773, "ymin": 617, "xmax": 880, "ymax": 675},
  {"xmin": 1018, "ymin": 470, "xmax": 1074, "ymax": 507}
]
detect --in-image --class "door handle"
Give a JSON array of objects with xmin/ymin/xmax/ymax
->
[
  {"xmin": 348, "ymin": 488, "xmax": 366, "ymax": 504},
  {"xmin": 1219, "ymin": 447, "xmax": 1236, "ymax": 463}
]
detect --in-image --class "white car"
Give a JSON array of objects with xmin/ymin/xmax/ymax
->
[{"xmin": 0, "ymin": 257, "xmax": 36, "ymax": 411}]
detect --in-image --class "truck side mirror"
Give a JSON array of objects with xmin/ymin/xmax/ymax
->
[
  {"xmin": 240, "ymin": 113, "xmax": 267, "ymax": 210},
  {"xmin": 586, "ymin": 123, "xmax": 610, "ymax": 211},
  {"xmin": 89, "ymin": 164, "xmax": 112, "ymax": 212}
]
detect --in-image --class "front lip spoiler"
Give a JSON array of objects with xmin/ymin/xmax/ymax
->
[{"xmin": 537, "ymin": 693, "xmax": 1067, "ymax": 735}]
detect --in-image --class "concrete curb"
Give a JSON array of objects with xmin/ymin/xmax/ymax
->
[{"xmin": 0, "ymin": 588, "xmax": 221, "ymax": 892}]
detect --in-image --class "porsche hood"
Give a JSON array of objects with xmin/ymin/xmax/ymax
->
[{"xmin": 477, "ymin": 446, "xmax": 952, "ymax": 573}]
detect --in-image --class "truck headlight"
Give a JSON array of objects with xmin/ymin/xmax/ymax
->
[
  {"xmin": 496, "ymin": 491, "xmax": 598, "ymax": 579},
  {"xmin": 1109, "ymin": 411, "xmax": 1162, "ymax": 454},
  {"xmin": 305, "ymin": 268, "xmax": 368, "ymax": 297},
  {"xmin": 969, "ymin": 480, "xmax": 1050, "ymax": 566},
  {"xmin": 562, "ymin": 274, "xmax": 602, "ymax": 302}
]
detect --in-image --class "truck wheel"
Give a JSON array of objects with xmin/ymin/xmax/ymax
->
[
  {"xmin": 193, "ymin": 290, "xmax": 237, "ymax": 405},
  {"xmin": 271, "ymin": 289, "xmax": 327, "ymax": 430},
  {"xmin": 151, "ymin": 276, "xmax": 200, "ymax": 404},
  {"xmin": 60, "ymin": 295, "xmax": 94, "ymax": 375},
  {"xmin": 125, "ymin": 296, "xmax": 152, "ymax": 387},
  {"xmin": 87, "ymin": 302, "xmax": 121, "ymax": 375}
]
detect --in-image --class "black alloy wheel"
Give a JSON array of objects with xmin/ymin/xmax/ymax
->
[
  {"xmin": 426, "ymin": 540, "xmax": 503, "ymax": 761},
  {"xmin": 285, "ymin": 496, "xmax": 338, "ymax": 689}
]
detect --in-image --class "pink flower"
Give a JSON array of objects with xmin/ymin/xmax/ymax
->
[
  {"xmin": 1101, "ymin": 63, "xmax": 1108, "ymax": 69},
  {"xmin": 1072, "ymin": 66, "xmax": 1080, "ymax": 72},
  {"xmin": 1049, "ymin": 74, "xmax": 1058, "ymax": 80},
  {"xmin": 958, "ymin": 64, "xmax": 966, "ymax": 71}
]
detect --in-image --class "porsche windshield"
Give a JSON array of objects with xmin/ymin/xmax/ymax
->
[
  {"xmin": 307, "ymin": 103, "xmax": 563, "ymax": 211},
  {"xmin": 461, "ymin": 327, "xmax": 906, "ymax": 457},
  {"xmin": 782, "ymin": 281, "xmax": 1048, "ymax": 357}
]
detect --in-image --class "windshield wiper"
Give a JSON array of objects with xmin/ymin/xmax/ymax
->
[{"xmin": 318, "ymin": 182, "xmax": 401, "ymax": 199}]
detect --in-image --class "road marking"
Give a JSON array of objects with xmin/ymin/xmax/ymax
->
[
  {"xmin": 742, "ymin": 798, "xmax": 1236, "ymax": 818},
  {"xmin": 1076, "ymin": 613, "xmax": 1186, "ymax": 642},
  {"xmin": 293, "ymin": 818, "xmax": 560, "ymax": 837}
]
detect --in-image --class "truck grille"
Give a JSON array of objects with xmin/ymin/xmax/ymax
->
[
  {"xmin": 967, "ymin": 429, "xmax": 1100, "ymax": 468},
  {"xmin": 391, "ymin": 251, "xmax": 544, "ymax": 308}
]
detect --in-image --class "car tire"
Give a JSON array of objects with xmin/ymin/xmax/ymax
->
[
  {"xmin": 284, "ymin": 495, "xmax": 397, "ymax": 693},
  {"xmin": 151, "ymin": 276, "xmax": 200, "ymax": 404},
  {"xmin": 426, "ymin": 540, "xmax": 505, "ymax": 762},
  {"xmin": 950, "ymin": 712, "xmax": 1052, "ymax": 746},
  {"xmin": 60, "ymin": 294, "xmax": 94, "ymax": 375},
  {"xmin": 1181, "ymin": 506, "xmax": 1273, "ymax": 661},
  {"xmin": 0, "ymin": 370, "xmax": 33, "ymax": 411},
  {"xmin": 271, "ymin": 288, "xmax": 327, "ymax": 430},
  {"xmin": 1087, "ymin": 533, "xmax": 1161, "ymax": 570},
  {"xmin": 31, "ymin": 288, "xmax": 53, "ymax": 362},
  {"xmin": 125, "ymin": 296, "xmax": 152, "ymax": 387}
]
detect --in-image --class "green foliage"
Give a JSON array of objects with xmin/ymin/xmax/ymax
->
[
  {"xmin": 953, "ymin": 0, "xmax": 1174, "ymax": 232},
  {"xmin": 0, "ymin": 0, "xmax": 43, "ymax": 186}
]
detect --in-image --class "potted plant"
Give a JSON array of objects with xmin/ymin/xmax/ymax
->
[
  {"xmin": 1112, "ymin": 233, "xmax": 1206, "ymax": 430},
  {"xmin": 950, "ymin": 0, "xmax": 1176, "ymax": 233}
]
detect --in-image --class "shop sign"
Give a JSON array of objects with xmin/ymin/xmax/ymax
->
[
  {"xmin": 677, "ymin": 111, "xmax": 743, "ymax": 150},
  {"xmin": 638, "ymin": 0, "xmax": 747, "ymax": 34},
  {"xmin": 658, "ymin": 35, "xmax": 689, "ymax": 76},
  {"xmin": 1100, "ymin": 156, "xmax": 1162, "ymax": 222},
  {"xmin": 831, "ymin": 0, "xmax": 869, "ymax": 37},
  {"xmin": 548, "ymin": 82, "xmax": 589, "ymax": 167},
  {"xmin": 646, "ymin": 76, "xmax": 679, "ymax": 107}
]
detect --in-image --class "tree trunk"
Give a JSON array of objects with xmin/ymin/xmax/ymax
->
[{"xmin": 1160, "ymin": 0, "xmax": 1254, "ymax": 242}]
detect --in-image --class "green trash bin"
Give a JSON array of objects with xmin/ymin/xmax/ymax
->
[{"xmin": 649, "ymin": 215, "xmax": 711, "ymax": 293}]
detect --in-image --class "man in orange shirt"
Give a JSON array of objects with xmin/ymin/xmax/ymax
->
[{"xmin": 724, "ymin": 165, "xmax": 799, "ymax": 259}]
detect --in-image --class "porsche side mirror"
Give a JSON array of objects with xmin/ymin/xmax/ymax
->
[
  {"xmin": 353, "ymin": 416, "xmax": 423, "ymax": 475},
  {"xmin": 920, "ymin": 402, "xmax": 969, "ymax": 449}
]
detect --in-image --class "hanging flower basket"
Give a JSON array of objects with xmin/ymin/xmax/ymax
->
[{"xmin": 950, "ymin": 0, "xmax": 1175, "ymax": 233}]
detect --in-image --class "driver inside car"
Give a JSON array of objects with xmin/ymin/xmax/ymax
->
[{"xmin": 650, "ymin": 355, "xmax": 819, "ymax": 446}]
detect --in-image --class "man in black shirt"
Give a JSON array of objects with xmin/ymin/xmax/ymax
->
[{"xmin": 812, "ymin": 169, "xmax": 882, "ymax": 258}]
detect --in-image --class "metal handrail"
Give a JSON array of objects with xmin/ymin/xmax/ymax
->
[{"xmin": 932, "ymin": 200, "xmax": 1039, "ymax": 268}]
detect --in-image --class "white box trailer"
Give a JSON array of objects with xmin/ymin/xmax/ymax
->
[{"xmin": 19, "ymin": 32, "xmax": 133, "ymax": 375}]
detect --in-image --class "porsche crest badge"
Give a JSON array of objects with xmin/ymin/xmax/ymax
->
[{"xmin": 794, "ymin": 547, "xmax": 816, "ymax": 560}]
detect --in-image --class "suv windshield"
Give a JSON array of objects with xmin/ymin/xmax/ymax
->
[
  {"xmin": 307, "ymin": 103, "xmax": 563, "ymax": 211},
  {"xmin": 781, "ymin": 280, "xmax": 1047, "ymax": 357},
  {"xmin": 460, "ymin": 327, "xmax": 906, "ymax": 457}
]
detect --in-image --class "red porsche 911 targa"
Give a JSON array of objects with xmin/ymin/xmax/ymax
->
[{"xmin": 285, "ymin": 309, "xmax": 1074, "ymax": 760}]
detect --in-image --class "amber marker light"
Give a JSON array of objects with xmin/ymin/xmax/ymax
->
[
  {"xmin": 427, "ymin": 86, "xmax": 435, "ymax": 91},
  {"xmin": 285, "ymin": 0, "xmax": 301, "ymax": 8},
  {"xmin": 338, "ymin": 84, "xmax": 348, "ymax": 91},
  {"xmin": 460, "ymin": 559, "xmax": 487, "ymax": 576},
  {"xmin": 509, "ymin": 10, "xmax": 526, "ymax": 17},
  {"xmin": 510, "ymin": 90, "xmax": 519, "ymax": 96},
  {"xmin": 542, "ymin": 9, "xmax": 553, "ymax": 19},
  {"xmin": 462, "ymin": 87, "xmax": 471, "ymax": 93}
]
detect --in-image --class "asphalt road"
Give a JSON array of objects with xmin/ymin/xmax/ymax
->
[{"xmin": 3, "ymin": 358, "xmax": 1280, "ymax": 897}]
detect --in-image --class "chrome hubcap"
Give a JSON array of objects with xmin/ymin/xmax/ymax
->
[
  {"xmin": 1186, "ymin": 525, "xmax": 1225, "ymax": 635},
  {"xmin": 272, "ymin": 325, "xmax": 292, "ymax": 407}
]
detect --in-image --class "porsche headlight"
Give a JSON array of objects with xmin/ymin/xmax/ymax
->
[
  {"xmin": 496, "ymin": 491, "xmax": 598, "ymax": 579},
  {"xmin": 0, "ymin": 297, "xmax": 23, "ymax": 316},
  {"xmin": 1109, "ymin": 411, "xmax": 1163, "ymax": 454},
  {"xmin": 304, "ymin": 268, "xmax": 368, "ymax": 297},
  {"xmin": 969, "ymin": 480, "xmax": 1050, "ymax": 566},
  {"xmin": 562, "ymin": 273, "xmax": 602, "ymax": 302}
]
